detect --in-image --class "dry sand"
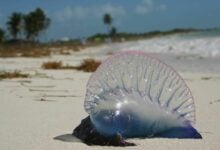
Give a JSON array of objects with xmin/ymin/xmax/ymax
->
[{"xmin": 0, "ymin": 48, "xmax": 220, "ymax": 150}]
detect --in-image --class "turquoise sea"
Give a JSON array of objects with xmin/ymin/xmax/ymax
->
[{"xmin": 179, "ymin": 29, "xmax": 220, "ymax": 39}]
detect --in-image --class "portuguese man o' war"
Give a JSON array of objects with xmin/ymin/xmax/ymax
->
[{"xmin": 74, "ymin": 51, "xmax": 202, "ymax": 146}]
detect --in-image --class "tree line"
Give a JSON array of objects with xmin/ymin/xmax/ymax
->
[
  {"xmin": 103, "ymin": 13, "xmax": 117, "ymax": 38},
  {"xmin": 0, "ymin": 8, "xmax": 50, "ymax": 42},
  {"xmin": 0, "ymin": 9, "xmax": 117, "ymax": 43}
]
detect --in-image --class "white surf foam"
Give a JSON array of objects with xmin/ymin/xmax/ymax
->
[{"xmin": 95, "ymin": 35, "xmax": 220, "ymax": 57}]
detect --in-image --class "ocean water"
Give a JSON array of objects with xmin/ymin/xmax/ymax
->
[
  {"xmin": 86, "ymin": 30, "xmax": 220, "ymax": 73},
  {"xmin": 94, "ymin": 29, "xmax": 220, "ymax": 58},
  {"xmin": 179, "ymin": 29, "xmax": 220, "ymax": 39},
  {"xmin": 176, "ymin": 30, "xmax": 220, "ymax": 57}
]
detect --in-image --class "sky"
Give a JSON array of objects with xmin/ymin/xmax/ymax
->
[{"xmin": 0, "ymin": 0, "xmax": 220, "ymax": 40}]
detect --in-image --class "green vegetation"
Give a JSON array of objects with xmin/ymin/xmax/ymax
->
[
  {"xmin": 0, "ymin": 42, "xmax": 51, "ymax": 57},
  {"xmin": 0, "ymin": 39, "xmax": 87, "ymax": 57},
  {"xmin": 103, "ymin": 13, "xmax": 113, "ymax": 34},
  {"xmin": 0, "ymin": 9, "xmax": 218, "ymax": 45},
  {"xmin": 0, "ymin": 9, "xmax": 217, "ymax": 58},
  {"xmin": 3, "ymin": 8, "xmax": 50, "ymax": 42},
  {"xmin": 23, "ymin": 8, "xmax": 50, "ymax": 41},
  {"xmin": 0, "ymin": 27, "xmax": 207, "ymax": 58},
  {"xmin": 103, "ymin": 13, "xmax": 117, "ymax": 38},
  {"xmin": 110, "ymin": 27, "xmax": 117, "ymax": 37},
  {"xmin": 0, "ymin": 8, "xmax": 52, "ymax": 57},
  {"xmin": 0, "ymin": 28, "xmax": 5, "ymax": 42},
  {"xmin": 87, "ymin": 28, "xmax": 201, "ymax": 42},
  {"xmin": 6, "ymin": 12, "xmax": 23, "ymax": 40}
]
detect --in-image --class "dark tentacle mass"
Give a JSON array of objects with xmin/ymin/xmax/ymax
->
[{"xmin": 73, "ymin": 116, "xmax": 136, "ymax": 146}]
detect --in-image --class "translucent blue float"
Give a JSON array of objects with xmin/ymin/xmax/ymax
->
[{"xmin": 84, "ymin": 51, "xmax": 202, "ymax": 139}]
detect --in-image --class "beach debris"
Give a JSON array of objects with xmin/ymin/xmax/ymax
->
[
  {"xmin": 0, "ymin": 71, "xmax": 29, "ymax": 79},
  {"xmin": 209, "ymin": 99, "xmax": 220, "ymax": 104},
  {"xmin": 40, "ymin": 98, "xmax": 46, "ymax": 101},
  {"xmin": 107, "ymin": 51, "xmax": 114, "ymax": 55},
  {"xmin": 176, "ymin": 54, "xmax": 204, "ymax": 60},
  {"xmin": 0, "ymin": 47, "xmax": 51, "ymax": 57},
  {"xmin": 33, "ymin": 71, "xmax": 49, "ymax": 78},
  {"xmin": 42, "ymin": 58, "xmax": 101, "ymax": 72},
  {"xmin": 74, "ymin": 51, "xmax": 202, "ymax": 146},
  {"xmin": 74, "ymin": 58, "xmax": 101, "ymax": 72},
  {"xmin": 201, "ymin": 77, "xmax": 212, "ymax": 80},
  {"xmin": 201, "ymin": 76, "xmax": 220, "ymax": 81},
  {"xmin": 42, "ymin": 94, "xmax": 77, "ymax": 98},
  {"xmin": 36, "ymin": 98, "xmax": 56, "ymax": 102},
  {"xmin": 21, "ymin": 84, "xmax": 55, "ymax": 88},
  {"xmin": 59, "ymin": 49, "xmax": 71, "ymax": 55},
  {"xmin": 29, "ymin": 89, "xmax": 68, "ymax": 92},
  {"xmin": 42, "ymin": 61, "xmax": 63, "ymax": 69}
]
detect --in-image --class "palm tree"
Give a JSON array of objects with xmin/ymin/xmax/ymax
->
[
  {"xmin": 0, "ymin": 28, "xmax": 5, "ymax": 42},
  {"xmin": 23, "ymin": 8, "xmax": 50, "ymax": 41},
  {"xmin": 110, "ymin": 27, "xmax": 117, "ymax": 37},
  {"xmin": 103, "ymin": 13, "xmax": 112, "ymax": 35},
  {"xmin": 6, "ymin": 12, "xmax": 23, "ymax": 40}
]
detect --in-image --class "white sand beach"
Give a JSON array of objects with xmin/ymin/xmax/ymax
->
[{"xmin": 1, "ymin": 36, "xmax": 220, "ymax": 150}]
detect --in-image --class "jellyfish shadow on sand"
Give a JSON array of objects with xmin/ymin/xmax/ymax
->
[{"xmin": 54, "ymin": 134, "xmax": 81, "ymax": 143}]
